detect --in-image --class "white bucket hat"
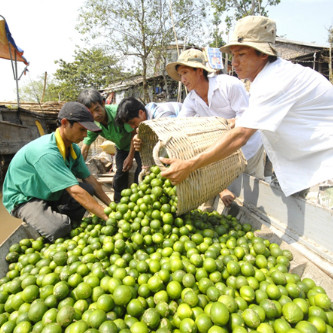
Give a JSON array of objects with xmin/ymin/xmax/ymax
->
[
  {"xmin": 166, "ymin": 48, "xmax": 215, "ymax": 81},
  {"xmin": 220, "ymin": 16, "xmax": 278, "ymax": 56}
]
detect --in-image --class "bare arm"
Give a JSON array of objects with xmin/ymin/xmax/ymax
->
[
  {"xmin": 66, "ymin": 182, "xmax": 109, "ymax": 221},
  {"xmin": 81, "ymin": 143, "xmax": 91, "ymax": 161},
  {"xmin": 161, "ymin": 127, "xmax": 256, "ymax": 184},
  {"xmin": 83, "ymin": 175, "xmax": 111, "ymax": 206}
]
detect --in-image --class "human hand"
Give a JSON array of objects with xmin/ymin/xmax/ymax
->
[
  {"xmin": 133, "ymin": 134, "xmax": 142, "ymax": 151},
  {"xmin": 122, "ymin": 156, "xmax": 133, "ymax": 172},
  {"xmin": 227, "ymin": 118, "xmax": 236, "ymax": 129},
  {"xmin": 160, "ymin": 157, "xmax": 193, "ymax": 185},
  {"xmin": 219, "ymin": 189, "xmax": 236, "ymax": 207}
]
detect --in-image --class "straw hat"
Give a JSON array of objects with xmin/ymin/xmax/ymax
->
[
  {"xmin": 220, "ymin": 16, "xmax": 278, "ymax": 56},
  {"xmin": 166, "ymin": 48, "xmax": 215, "ymax": 81}
]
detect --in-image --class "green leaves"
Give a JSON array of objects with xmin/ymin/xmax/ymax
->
[
  {"xmin": 52, "ymin": 47, "xmax": 123, "ymax": 101},
  {"xmin": 76, "ymin": 0, "xmax": 210, "ymax": 102}
]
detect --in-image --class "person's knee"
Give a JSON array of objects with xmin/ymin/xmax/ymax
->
[
  {"xmin": 16, "ymin": 200, "xmax": 72, "ymax": 242},
  {"xmin": 47, "ymin": 218, "xmax": 72, "ymax": 242},
  {"xmin": 24, "ymin": 213, "xmax": 71, "ymax": 242}
]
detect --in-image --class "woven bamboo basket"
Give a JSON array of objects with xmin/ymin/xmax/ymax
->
[{"xmin": 138, "ymin": 117, "xmax": 247, "ymax": 215}]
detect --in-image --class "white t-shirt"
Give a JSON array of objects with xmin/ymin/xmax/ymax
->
[
  {"xmin": 178, "ymin": 75, "xmax": 263, "ymax": 160},
  {"xmin": 237, "ymin": 58, "xmax": 333, "ymax": 196},
  {"xmin": 146, "ymin": 102, "xmax": 182, "ymax": 119}
]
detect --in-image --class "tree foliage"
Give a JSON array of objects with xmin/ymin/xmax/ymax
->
[
  {"xmin": 20, "ymin": 47, "xmax": 123, "ymax": 102},
  {"xmin": 20, "ymin": 75, "xmax": 58, "ymax": 103},
  {"xmin": 211, "ymin": 0, "xmax": 281, "ymax": 35},
  {"xmin": 77, "ymin": 0, "xmax": 208, "ymax": 102},
  {"xmin": 51, "ymin": 47, "xmax": 123, "ymax": 101}
]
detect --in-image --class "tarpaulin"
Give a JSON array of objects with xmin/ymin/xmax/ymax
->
[{"xmin": 0, "ymin": 16, "xmax": 29, "ymax": 65}]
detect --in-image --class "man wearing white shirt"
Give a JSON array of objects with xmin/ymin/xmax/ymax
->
[
  {"xmin": 166, "ymin": 48, "xmax": 265, "ymax": 206},
  {"xmin": 161, "ymin": 16, "xmax": 333, "ymax": 208}
]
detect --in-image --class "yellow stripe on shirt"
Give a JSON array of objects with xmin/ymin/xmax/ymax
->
[{"xmin": 55, "ymin": 128, "xmax": 77, "ymax": 161}]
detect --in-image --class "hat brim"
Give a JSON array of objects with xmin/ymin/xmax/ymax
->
[
  {"xmin": 166, "ymin": 61, "xmax": 215, "ymax": 82},
  {"xmin": 220, "ymin": 41, "xmax": 277, "ymax": 57},
  {"xmin": 79, "ymin": 121, "xmax": 101, "ymax": 132}
]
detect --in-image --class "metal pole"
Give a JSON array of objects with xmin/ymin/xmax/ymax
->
[{"xmin": 14, "ymin": 53, "xmax": 20, "ymax": 109}]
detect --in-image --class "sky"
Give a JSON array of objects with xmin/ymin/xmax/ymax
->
[{"xmin": 0, "ymin": 0, "xmax": 332, "ymax": 102}]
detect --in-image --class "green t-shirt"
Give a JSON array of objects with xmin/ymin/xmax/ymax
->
[
  {"xmin": 2, "ymin": 132, "xmax": 90, "ymax": 214},
  {"xmin": 83, "ymin": 104, "xmax": 133, "ymax": 151}
]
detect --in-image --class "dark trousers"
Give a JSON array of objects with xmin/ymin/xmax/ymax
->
[
  {"xmin": 12, "ymin": 182, "xmax": 94, "ymax": 242},
  {"xmin": 114, "ymin": 149, "xmax": 142, "ymax": 202},
  {"xmin": 52, "ymin": 182, "xmax": 95, "ymax": 222}
]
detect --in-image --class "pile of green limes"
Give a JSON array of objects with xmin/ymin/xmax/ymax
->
[{"xmin": 1, "ymin": 166, "xmax": 332, "ymax": 333}]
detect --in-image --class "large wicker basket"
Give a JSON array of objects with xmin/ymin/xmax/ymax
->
[{"xmin": 138, "ymin": 117, "xmax": 247, "ymax": 215}]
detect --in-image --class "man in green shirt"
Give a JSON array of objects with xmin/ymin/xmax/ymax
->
[
  {"xmin": 2, "ymin": 102, "xmax": 111, "ymax": 241},
  {"xmin": 78, "ymin": 88, "xmax": 142, "ymax": 202}
]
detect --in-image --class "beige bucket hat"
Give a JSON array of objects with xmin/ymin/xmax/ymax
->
[
  {"xmin": 220, "ymin": 16, "xmax": 278, "ymax": 56},
  {"xmin": 166, "ymin": 48, "xmax": 215, "ymax": 81}
]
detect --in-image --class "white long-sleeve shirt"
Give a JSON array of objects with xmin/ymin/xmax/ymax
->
[
  {"xmin": 178, "ymin": 74, "xmax": 263, "ymax": 160},
  {"xmin": 237, "ymin": 58, "xmax": 333, "ymax": 196}
]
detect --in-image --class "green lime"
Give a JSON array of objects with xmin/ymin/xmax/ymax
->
[
  {"xmin": 177, "ymin": 303, "xmax": 193, "ymax": 320},
  {"xmin": 28, "ymin": 300, "xmax": 48, "ymax": 323},
  {"xmin": 273, "ymin": 318, "xmax": 291, "ymax": 333},
  {"xmin": 113, "ymin": 285, "xmax": 133, "ymax": 306},
  {"xmin": 183, "ymin": 290, "xmax": 199, "ymax": 307},
  {"xmin": 242, "ymin": 308, "xmax": 261, "ymax": 329},
  {"xmin": 64, "ymin": 320, "xmax": 89, "ymax": 333},
  {"xmin": 87, "ymin": 309, "xmax": 107, "ymax": 329},
  {"xmin": 260, "ymin": 299, "xmax": 280, "ymax": 320},
  {"xmin": 257, "ymin": 322, "xmax": 274, "ymax": 333},
  {"xmin": 12, "ymin": 321, "xmax": 32, "ymax": 333},
  {"xmin": 41, "ymin": 323, "xmax": 62, "ymax": 333},
  {"xmin": 282, "ymin": 302, "xmax": 304, "ymax": 324},
  {"xmin": 308, "ymin": 316, "xmax": 327, "ymax": 333},
  {"xmin": 314, "ymin": 293, "xmax": 332, "ymax": 311},
  {"xmin": 210, "ymin": 302, "xmax": 229, "ymax": 326},
  {"xmin": 53, "ymin": 281, "xmax": 70, "ymax": 300},
  {"xmin": 22, "ymin": 285, "xmax": 39, "ymax": 303},
  {"xmin": 98, "ymin": 321, "xmax": 118, "ymax": 333},
  {"xmin": 142, "ymin": 308, "xmax": 160, "ymax": 329},
  {"xmin": 130, "ymin": 321, "xmax": 149, "ymax": 333},
  {"xmin": 266, "ymin": 284, "xmax": 281, "ymax": 300},
  {"xmin": 42, "ymin": 308, "xmax": 58, "ymax": 326},
  {"xmin": 240, "ymin": 285, "xmax": 255, "ymax": 302},
  {"xmin": 195, "ymin": 313, "xmax": 213, "ymax": 333},
  {"xmin": 295, "ymin": 320, "xmax": 319, "ymax": 333},
  {"xmin": 126, "ymin": 299, "xmax": 145, "ymax": 318},
  {"xmin": 56, "ymin": 305, "xmax": 76, "ymax": 328},
  {"xmin": 179, "ymin": 318, "xmax": 197, "ymax": 333}
]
